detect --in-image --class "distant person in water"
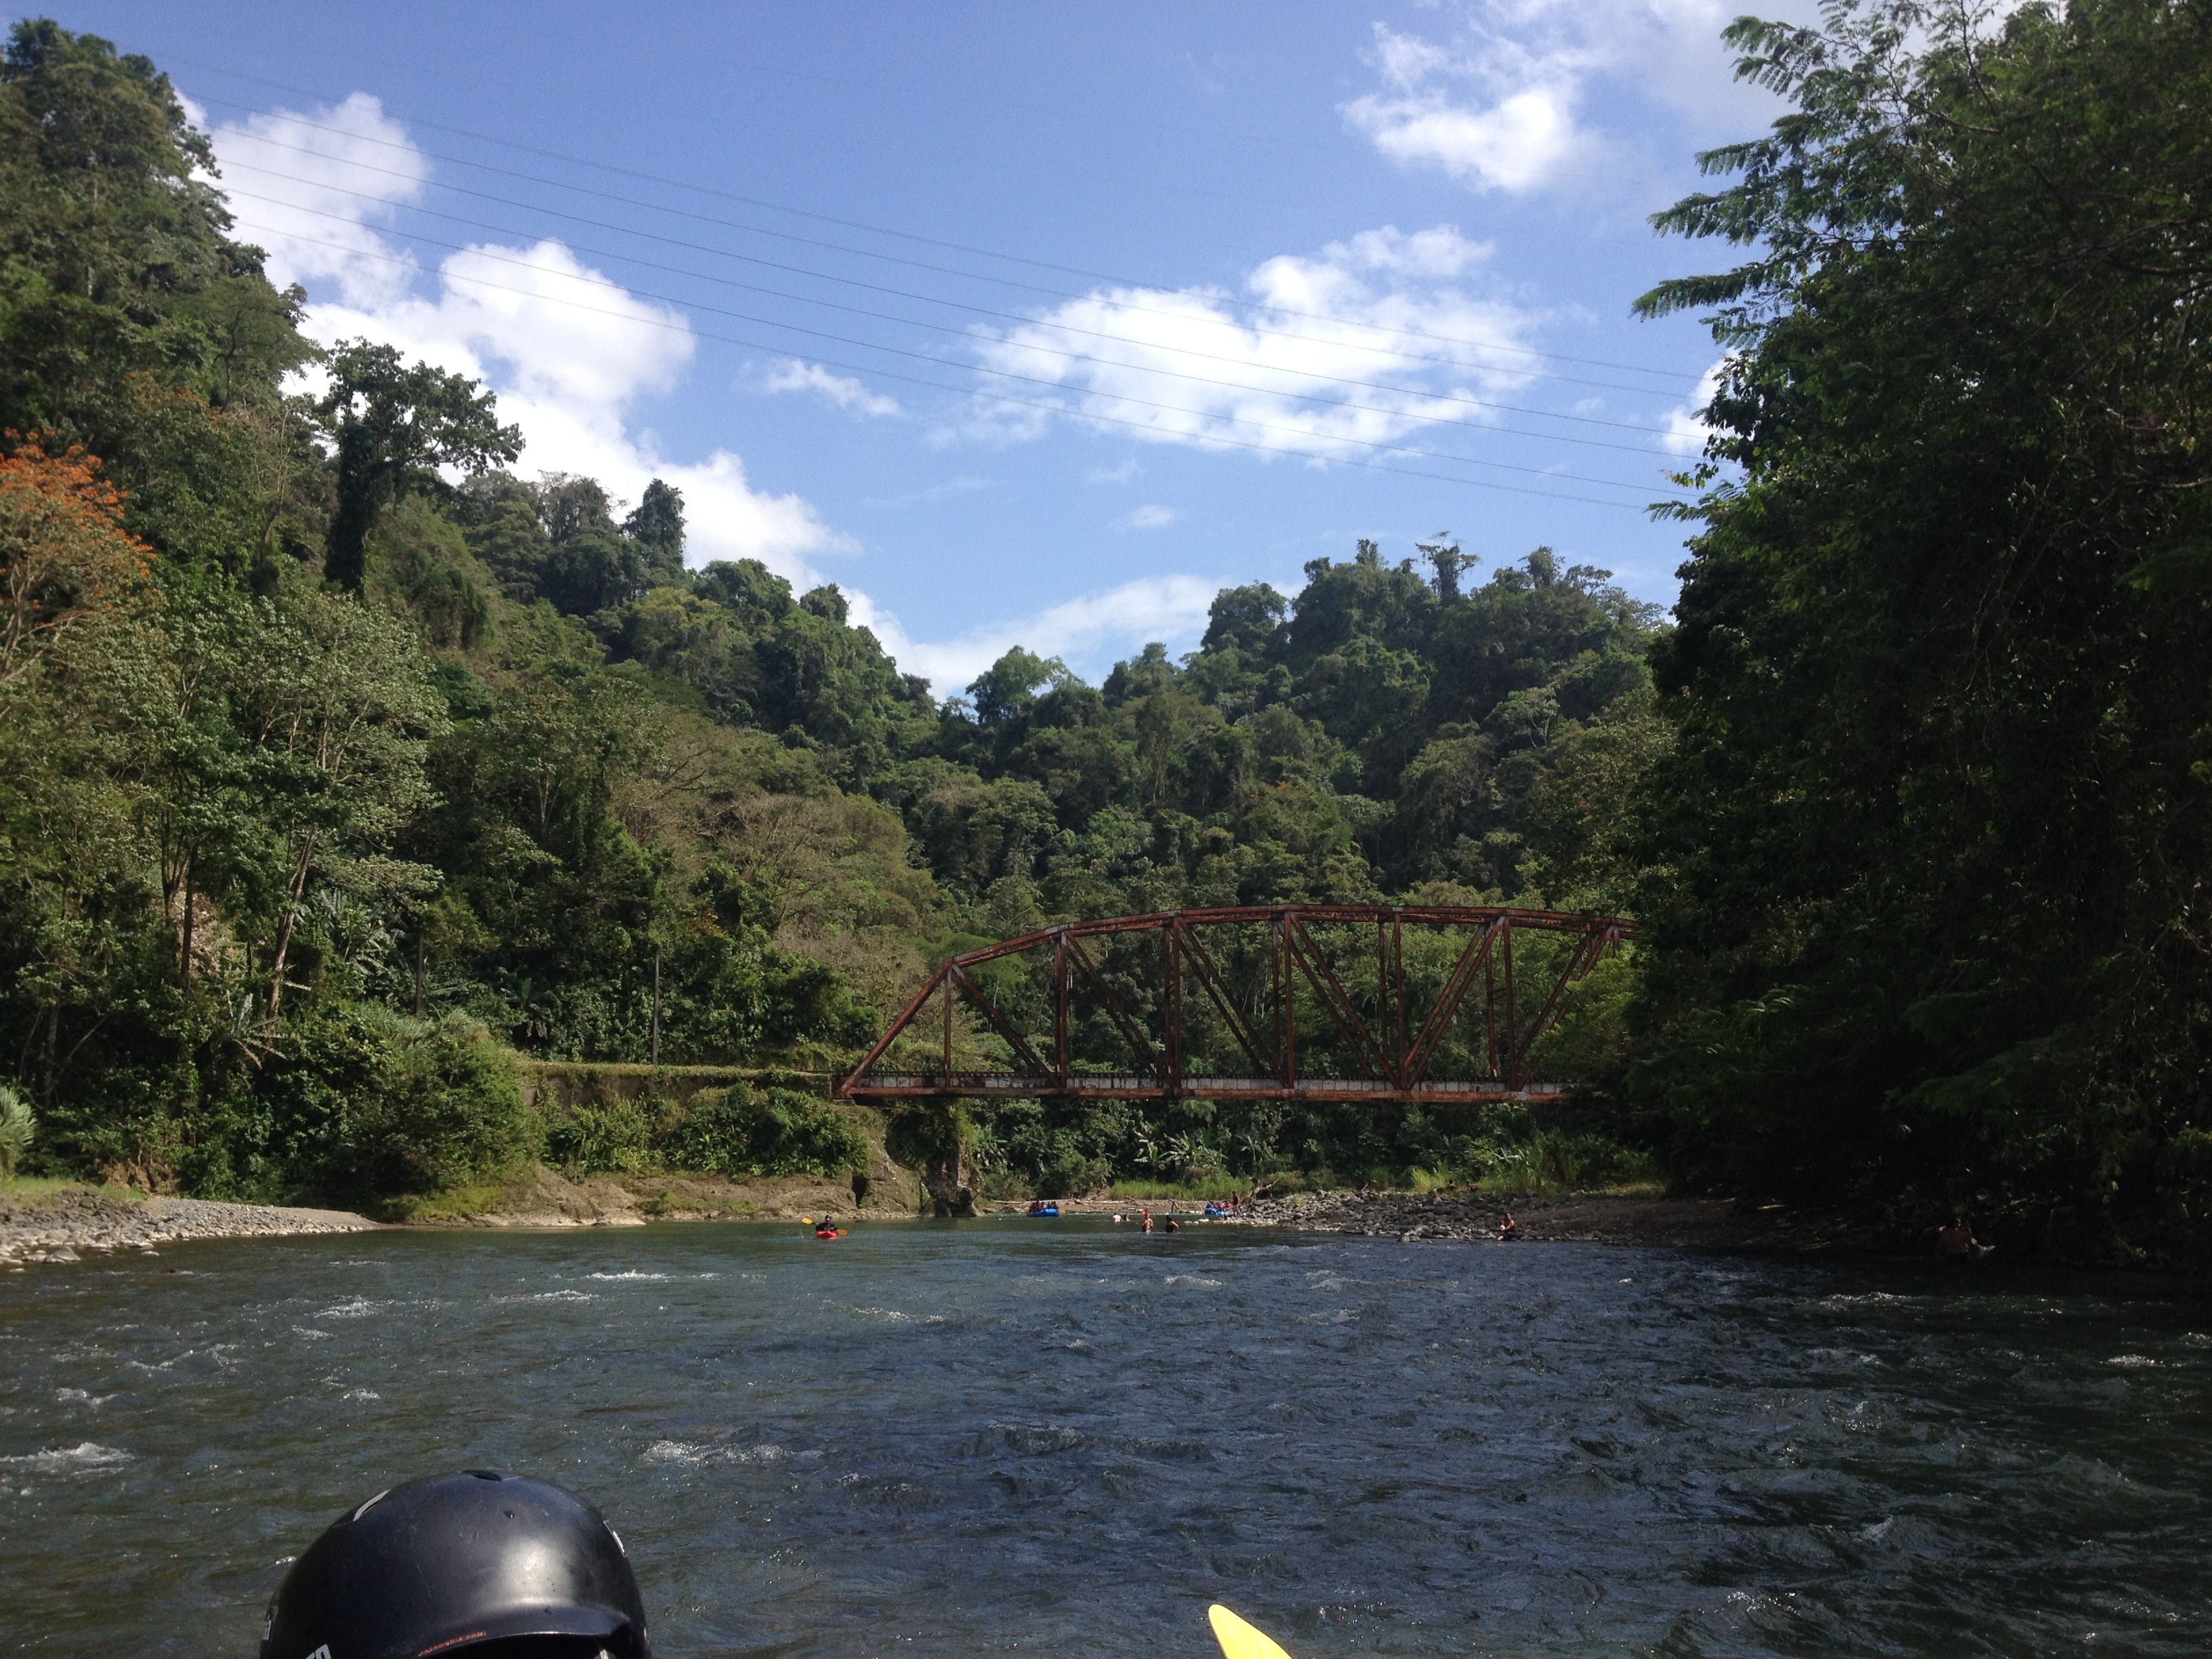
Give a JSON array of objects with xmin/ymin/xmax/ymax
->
[
  {"xmin": 1937, "ymin": 1218, "xmax": 1986, "ymax": 1257},
  {"xmin": 1165, "ymin": 1216, "xmax": 1180, "ymax": 1233},
  {"xmin": 1498, "ymin": 1212, "xmax": 1520, "ymax": 1242},
  {"xmin": 1141, "ymin": 1208, "xmax": 1153, "ymax": 1234}
]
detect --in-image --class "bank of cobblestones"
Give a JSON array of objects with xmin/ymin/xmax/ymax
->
[{"xmin": 1, "ymin": 1189, "xmax": 375, "ymax": 1268}]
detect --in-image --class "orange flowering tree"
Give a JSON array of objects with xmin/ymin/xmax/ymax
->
[{"xmin": 0, "ymin": 433, "xmax": 150, "ymax": 689}]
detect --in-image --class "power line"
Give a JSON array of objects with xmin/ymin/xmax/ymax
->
[
  {"xmin": 220, "ymin": 172, "xmax": 1687, "ymax": 459},
  {"xmin": 218, "ymin": 149, "xmax": 1688, "ymax": 424},
  {"xmin": 239, "ymin": 220, "xmax": 1687, "ymax": 513},
  {"xmin": 182, "ymin": 84, "xmax": 1700, "ymax": 388},
  {"xmin": 201, "ymin": 102, "xmax": 1686, "ymax": 398},
  {"xmin": 200, "ymin": 119, "xmax": 1696, "ymax": 407},
  {"xmin": 234, "ymin": 214, "xmax": 1679, "ymax": 495}
]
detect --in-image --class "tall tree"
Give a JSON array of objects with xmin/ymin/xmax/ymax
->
[
  {"xmin": 0, "ymin": 20, "xmax": 310, "ymax": 440},
  {"xmin": 623, "ymin": 478, "xmax": 686, "ymax": 585},
  {"xmin": 313, "ymin": 341, "xmax": 518, "ymax": 592}
]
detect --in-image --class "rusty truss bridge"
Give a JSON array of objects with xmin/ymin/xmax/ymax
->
[{"xmin": 840, "ymin": 904, "xmax": 1633, "ymax": 1107}]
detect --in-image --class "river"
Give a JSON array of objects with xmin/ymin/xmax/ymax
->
[{"xmin": 1, "ymin": 1219, "xmax": 2207, "ymax": 1656}]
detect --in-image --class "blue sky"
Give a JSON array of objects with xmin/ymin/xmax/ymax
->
[{"xmin": 41, "ymin": 0, "xmax": 1797, "ymax": 691}]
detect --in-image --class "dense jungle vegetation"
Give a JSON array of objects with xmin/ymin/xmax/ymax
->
[{"xmin": 4, "ymin": 2, "xmax": 2210, "ymax": 1262}]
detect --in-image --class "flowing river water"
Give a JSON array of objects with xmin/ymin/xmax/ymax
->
[{"xmin": 2, "ymin": 1219, "xmax": 2209, "ymax": 1656}]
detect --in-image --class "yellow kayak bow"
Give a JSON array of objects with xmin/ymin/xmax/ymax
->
[{"xmin": 1210, "ymin": 1605, "xmax": 1294, "ymax": 1659}]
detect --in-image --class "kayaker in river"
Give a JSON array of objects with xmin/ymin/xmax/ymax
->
[{"xmin": 260, "ymin": 1469, "xmax": 649, "ymax": 1658}]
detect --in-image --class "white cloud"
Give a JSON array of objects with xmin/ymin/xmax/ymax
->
[
  {"xmin": 964, "ymin": 225, "xmax": 1542, "ymax": 462},
  {"xmin": 1341, "ymin": 1, "xmax": 1809, "ymax": 195},
  {"xmin": 205, "ymin": 94, "xmax": 428, "ymax": 308},
  {"xmin": 206, "ymin": 100, "xmax": 846, "ymax": 583},
  {"xmin": 846, "ymin": 575, "xmax": 1220, "ymax": 691},
  {"xmin": 1343, "ymin": 18, "xmax": 1595, "ymax": 194},
  {"xmin": 758, "ymin": 359, "xmax": 903, "ymax": 418},
  {"xmin": 1660, "ymin": 358, "xmax": 1728, "ymax": 456},
  {"xmin": 1087, "ymin": 458, "xmax": 1143, "ymax": 485},
  {"xmin": 1116, "ymin": 504, "xmax": 1181, "ymax": 531}
]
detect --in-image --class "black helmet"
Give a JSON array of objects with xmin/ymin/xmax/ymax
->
[{"xmin": 261, "ymin": 1470, "xmax": 649, "ymax": 1659}]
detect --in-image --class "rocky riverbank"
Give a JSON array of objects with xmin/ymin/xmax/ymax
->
[
  {"xmin": 1230, "ymin": 1187, "xmax": 1883, "ymax": 1252},
  {"xmin": 981, "ymin": 1187, "xmax": 1883, "ymax": 1252},
  {"xmin": 0, "ymin": 1188, "xmax": 376, "ymax": 1269}
]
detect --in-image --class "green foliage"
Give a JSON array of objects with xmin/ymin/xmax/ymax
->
[
  {"xmin": 313, "ymin": 340, "xmax": 520, "ymax": 592},
  {"xmin": 169, "ymin": 1007, "xmax": 530, "ymax": 1204},
  {"xmin": 0, "ymin": 1084, "xmax": 33, "ymax": 1175},
  {"xmin": 1461, "ymin": 1126, "xmax": 1658, "ymax": 1195},
  {"xmin": 1629, "ymin": 0, "xmax": 2212, "ymax": 1254},
  {"xmin": 331, "ymin": 1010, "xmax": 534, "ymax": 1198},
  {"xmin": 662, "ymin": 1084, "xmax": 868, "ymax": 1178},
  {"xmin": 0, "ymin": 21, "xmax": 312, "ymax": 443},
  {"xmin": 1526, "ymin": 949, "xmax": 1640, "ymax": 1093},
  {"xmin": 546, "ymin": 1095, "xmax": 660, "ymax": 1175}
]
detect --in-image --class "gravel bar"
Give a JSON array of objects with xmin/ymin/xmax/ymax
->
[
  {"xmin": 1, "ymin": 1189, "xmax": 377, "ymax": 1269},
  {"xmin": 1225, "ymin": 1188, "xmax": 1515, "ymax": 1242}
]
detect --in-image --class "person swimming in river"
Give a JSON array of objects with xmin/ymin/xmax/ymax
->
[
  {"xmin": 1937, "ymin": 1217, "xmax": 1990, "ymax": 1257},
  {"xmin": 1141, "ymin": 1208, "xmax": 1153, "ymax": 1234},
  {"xmin": 1497, "ymin": 1212, "xmax": 1521, "ymax": 1242},
  {"xmin": 1164, "ymin": 1216, "xmax": 1180, "ymax": 1233}
]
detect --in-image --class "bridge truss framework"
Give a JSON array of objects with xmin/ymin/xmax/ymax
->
[{"xmin": 839, "ymin": 904, "xmax": 1634, "ymax": 1106}]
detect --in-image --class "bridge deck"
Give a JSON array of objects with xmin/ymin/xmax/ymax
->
[{"xmin": 844, "ymin": 1072, "xmax": 1584, "ymax": 1103}]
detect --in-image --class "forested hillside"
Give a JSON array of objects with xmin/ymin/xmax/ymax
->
[
  {"xmin": 0, "ymin": 20, "xmax": 1660, "ymax": 1207},
  {"xmin": 10, "ymin": 3, "xmax": 2209, "ymax": 1263}
]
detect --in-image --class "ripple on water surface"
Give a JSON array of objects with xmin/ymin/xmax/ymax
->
[{"xmin": 1, "ymin": 1221, "xmax": 2209, "ymax": 1656}]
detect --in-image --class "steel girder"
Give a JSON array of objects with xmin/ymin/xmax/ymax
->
[{"xmin": 839, "ymin": 904, "xmax": 1633, "ymax": 1105}]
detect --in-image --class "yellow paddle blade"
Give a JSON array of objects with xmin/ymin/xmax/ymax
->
[{"xmin": 1209, "ymin": 1605, "xmax": 1294, "ymax": 1659}]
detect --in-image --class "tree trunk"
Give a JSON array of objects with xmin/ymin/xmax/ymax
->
[
  {"xmin": 266, "ymin": 835, "xmax": 318, "ymax": 1016},
  {"xmin": 179, "ymin": 859, "xmax": 194, "ymax": 985}
]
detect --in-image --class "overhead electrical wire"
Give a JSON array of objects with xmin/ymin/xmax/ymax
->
[
  {"xmin": 235, "ymin": 219, "xmax": 1687, "ymax": 512},
  {"xmin": 184, "ymin": 86, "xmax": 1699, "ymax": 391},
  {"xmin": 205, "ymin": 110, "xmax": 1686, "ymax": 401},
  {"xmin": 218, "ymin": 152, "xmax": 1686, "ymax": 428},
  {"xmin": 230, "ymin": 213, "xmax": 1680, "ymax": 497},
  {"xmin": 221, "ymin": 175, "xmax": 1687, "ymax": 463}
]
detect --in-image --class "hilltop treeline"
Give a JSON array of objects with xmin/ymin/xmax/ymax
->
[{"xmin": 8, "ymin": 3, "xmax": 2211, "ymax": 1262}]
